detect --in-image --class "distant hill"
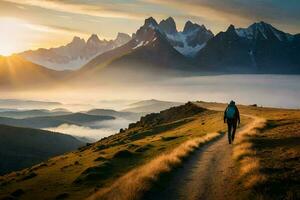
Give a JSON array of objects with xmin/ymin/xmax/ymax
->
[
  {"xmin": 0, "ymin": 109, "xmax": 71, "ymax": 119},
  {"xmin": 0, "ymin": 113, "xmax": 115, "ymax": 129},
  {"xmin": 0, "ymin": 124, "xmax": 84, "ymax": 175},
  {"xmin": 128, "ymin": 102, "xmax": 206, "ymax": 129},
  {"xmin": 0, "ymin": 55, "xmax": 67, "ymax": 89},
  {"xmin": 86, "ymin": 109, "xmax": 141, "ymax": 121},
  {"xmin": 0, "ymin": 99, "xmax": 62, "ymax": 108},
  {"xmin": 122, "ymin": 99, "xmax": 183, "ymax": 113}
]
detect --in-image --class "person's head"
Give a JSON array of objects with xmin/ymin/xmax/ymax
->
[{"xmin": 229, "ymin": 100, "xmax": 235, "ymax": 105}]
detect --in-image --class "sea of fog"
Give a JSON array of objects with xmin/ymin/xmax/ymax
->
[
  {"xmin": 44, "ymin": 118, "xmax": 133, "ymax": 142},
  {"xmin": 155, "ymin": 74, "xmax": 300, "ymax": 109},
  {"xmin": 1, "ymin": 74, "xmax": 300, "ymax": 141}
]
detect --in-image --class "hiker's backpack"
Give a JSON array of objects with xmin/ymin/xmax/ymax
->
[{"xmin": 226, "ymin": 106, "xmax": 236, "ymax": 119}]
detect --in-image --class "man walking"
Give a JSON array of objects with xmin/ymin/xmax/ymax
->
[{"xmin": 224, "ymin": 100, "xmax": 240, "ymax": 144}]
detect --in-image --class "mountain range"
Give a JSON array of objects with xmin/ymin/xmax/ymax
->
[
  {"xmin": 20, "ymin": 33, "xmax": 131, "ymax": 71},
  {"xmin": 75, "ymin": 17, "xmax": 300, "ymax": 78},
  {"xmin": 196, "ymin": 22, "xmax": 300, "ymax": 73},
  {"xmin": 0, "ymin": 17, "xmax": 299, "ymax": 88},
  {"xmin": 80, "ymin": 17, "xmax": 213, "ymax": 72}
]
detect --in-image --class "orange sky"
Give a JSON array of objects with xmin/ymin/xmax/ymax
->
[{"xmin": 0, "ymin": 0, "xmax": 299, "ymax": 56}]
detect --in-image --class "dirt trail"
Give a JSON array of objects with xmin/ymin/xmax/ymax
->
[{"xmin": 146, "ymin": 115, "xmax": 263, "ymax": 200}]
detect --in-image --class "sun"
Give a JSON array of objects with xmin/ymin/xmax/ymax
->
[{"xmin": 0, "ymin": 18, "xmax": 29, "ymax": 56}]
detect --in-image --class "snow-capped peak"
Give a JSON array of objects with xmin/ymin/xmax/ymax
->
[
  {"xmin": 163, "ymin": 19, "xmax": 214, "ymax": 57},
  {"xmin": 134, "ymin": 17, "xmax": 213, "ymax": 56},
  {"xmin": 133, "ymin": 17, "xmax": 162, "ymax": 47},
  {"xmin": 115, "ymin": 32, "xmax": 131, "ymax": 46},
  {"xmin": 184, "ymin": 21, "xmax": 202, "ymax": 33},
  {"xmin": 69, "ymin": 36, "xmax": 85, "ymax": 47},
  {"xmin": 87, "ymin": 34, "xmax": 101, "ymax": 44},
  {"xmin": 20, "ymin": 33, "xmax": 131, "ymax": 71},
  {"xmin": 235, "ymin": 21, "xmax": 294, "ymax": 41},
  {"xmin": 159, "ymin": 17, "xmax": 177, "ymax": 34},
  {"xmin": 144, "ymin": 17, "xmax": 159, "ymax": 29},
  {"xmin": 72, "ymin": 36, "xmax": 84, "ymax": 43},
  {"xmin": 132, "ymin": 36, "xmax": 157, "ymax": 50}
]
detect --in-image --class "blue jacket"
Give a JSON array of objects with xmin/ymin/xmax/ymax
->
[{"xmin": 224, "ymin": 105, "xmax": 240, "ymax": 123}]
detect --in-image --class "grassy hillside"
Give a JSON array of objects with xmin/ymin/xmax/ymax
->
[
  {"xmin": 0, "ymin": 125, "xmax": 84, "ymax": 175},
  {"xmin": 0, "ymin": 102, "xmax": 299, "ymax": 200},
  {"xmin": 86, "ymin": 109, "xmax": 141, "ymax": 121},
  {"xmin": 249, "ymin": 117, "xmax": 300, "ymax": 199},
  {"xmin": 0, "ymin": 113, "xmax": 115, "ymax": 129},
  {"xmin": 0, "ymin": 102, "xmax": 229, "ymax": 200}
]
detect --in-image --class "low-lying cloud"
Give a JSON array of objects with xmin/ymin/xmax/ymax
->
[
  {"xmin": 45, "ymin": 118, "xmax": 134, "ymax": 142},
  {"xmin": 85, "ymin": 118, "xmax": 133, "ymax": 129},
  {"xmin": 45, "ymin": 124, "xmax": 114, "ymax": 142}
]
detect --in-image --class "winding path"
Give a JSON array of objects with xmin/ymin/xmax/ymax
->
[{"xmin": 146, "ymin": 115, "xmax": 263, "ymax": 200}]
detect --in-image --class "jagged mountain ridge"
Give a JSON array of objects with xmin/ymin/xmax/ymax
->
[
  {"xmin": 20, "ymin": 33, "xmax": 131, "ymax": 71},
  {"xmin": 19, "ymin": 16, "xmax": 212, "ymax": 76},
  {"xmin": 77, "ymin": 18, "xmax": 300, "ymax": 78},
  {"xmin": 79, "ymin": 17, "xmax": 214, "ymax": 76},
  {"xmin": 1, "ymin": 17, "xmax": 300, "ymax": 90},
  {"xmin": 79, "ymin": 17, "xmax": 190, "ymax": 76},
  {"xmin": 235, "ymin": 22, "xmax": 294, "ymax": 41},
  {"xmin": 160, "ymin": 17, "xmax": 214, "ymax": 57},
  {"xmin": 196, "ymin": 21, "xmax": 300, "ymax": 73}
]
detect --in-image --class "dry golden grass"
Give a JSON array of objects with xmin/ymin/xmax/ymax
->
[
  {"xmin": 244, "ymin": 174, "xmax": 267, "ymax": 189},
  {"xmin": 239, "ymin": 157, "xmax": 259, "ymax": 177},
  {"xmin": 88, "ymin": 132, "xmax": 221, "ymax": 200},
  {"xmin": 194, "ymin": 102, "xmax": 300, "ymax": 199},
  {"xmin": 233, "ymin": 116, "xmax": 267, "ymax": 189},
  {"xmin": 232, "ymin": 142, "xmax": 254, "ymax": 161}
]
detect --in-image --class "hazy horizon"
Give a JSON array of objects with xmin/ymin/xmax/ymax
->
[{"xmin": 1, "ymin": 74, "xmax": 299, "ymax": 110}]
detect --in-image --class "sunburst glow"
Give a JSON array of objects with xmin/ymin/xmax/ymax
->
[
  {"xmin": 0, "ymin": 18, "xmax": 30, "ymax": 56},
  {"xmin": 0, "ymin": 17, "xmax": 88, "ymax": 56}
]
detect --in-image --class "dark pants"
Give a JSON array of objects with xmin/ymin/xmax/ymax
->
[{"xmin": 227, "ymin": 119, "xmax": 237, "ymax": 144}]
